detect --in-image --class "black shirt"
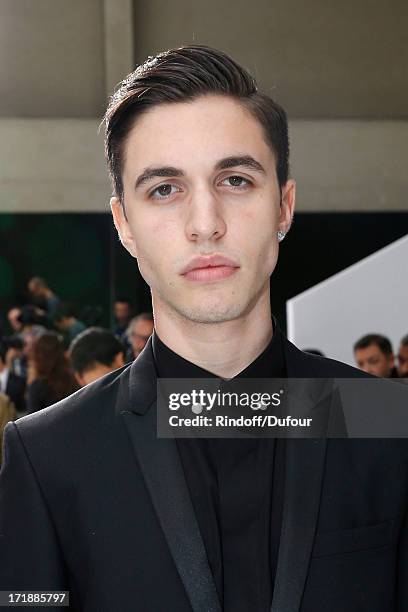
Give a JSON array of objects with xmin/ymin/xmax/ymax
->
[{"xmin": 152, "ymin": 326, "xmax": 287, "ymax": 612}]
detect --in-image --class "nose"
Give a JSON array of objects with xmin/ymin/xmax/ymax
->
[{"xmin": 184, "ymin": 187, "xmax": 227, "ymax": 243}]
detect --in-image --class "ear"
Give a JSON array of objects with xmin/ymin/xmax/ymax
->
[
  {"xmin": 278, "ymin": 179, "xmax": 296, "ymax": 235},
  {"xmin": 110, "ymin": 197, "xmax": 138, "ymax": 258}
]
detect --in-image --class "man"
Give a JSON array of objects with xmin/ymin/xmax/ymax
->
[
  {"xmin": 27, "ymin": 276, "xmax": 60, "ymax": 318},
  {"xmin": 53, "ymin": 302, "xmax": 86, "ymax": 345},
  {"xmin": 354, "ymin": 333, "xmax": 397, "ymax": 377},
  {"xmin": 126, "ymin": 312, "xmax": 154, "ymax": 360},
  {"xmin": 1, "ymin": 46, "xmax": 407, "ymax": 612},
  {"xmin": 17, "ymin": 305, "xmax": 47, "ymax": 363},
  {"xmin": 0, "ymin": 339, "xmax": 26, "ymax": 414},
  {"xmin": 69, "ymin": 327, "xmax": 125, "ymax": 386},
  {"xmin": 397, "ymin": 334, "xmax": 408, "ymax": 380},
  {"xmin": 113, "ymin": 297, "xmax": 133, "ymax": 344}
]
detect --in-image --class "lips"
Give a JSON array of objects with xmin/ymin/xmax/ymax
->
[{"xmin": 181, "ymin": 255, "xmax": 240, "ymax": 275}]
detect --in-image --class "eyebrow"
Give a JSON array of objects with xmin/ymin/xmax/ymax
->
[
  {"xmin": 135, "ymin": 167, "xmax": 183, "ymax": 190},
  {"xmin": 134, "ymin": 155, "xmax": 266, "ymax": 190},
  {"xmin": 214, "ymin": 155, "xmax": 266, "ymax": 174}
]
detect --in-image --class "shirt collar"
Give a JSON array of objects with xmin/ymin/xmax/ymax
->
[{"xmin": 152, "ymin": 320, "xmax": 286, "ymax": 380}]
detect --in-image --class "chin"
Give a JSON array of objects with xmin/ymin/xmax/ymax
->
[{"xmin": 173, "ymin": 298, "xmax": 247, "ymax": 324}]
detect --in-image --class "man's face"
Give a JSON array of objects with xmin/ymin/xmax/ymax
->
[
  {"xmin": 130, "ymin": 319, "xmax": 154, "ymax": 356},
  {"xmin": 28, "ymin": 281, "xmax": 42, "ymax": 298},
  {"xmin": 397, "ymin": 344, "xmax": 408, "ymax": 378},
  {"xmin": 114, "ymin": 302, "xmax": 132, "ymax": 325},
  {"xmin": 111, "ymin": 95, "xmax": 294, "ymax": 326},
  {"xmin": 354, "ymin": 344, "xmax": 394, "ymax": 377}
]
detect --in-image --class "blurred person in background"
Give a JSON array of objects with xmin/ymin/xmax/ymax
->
[
  {"xmin": 113, "ymin": 297, "xmax": 133, "ymax": 345},
  {"xmin": 53, "ymin": 303, "xmax": 86, "ymax": 346},
  {"xmin": 69, "ymin": 327, "xmax": 125, "ymax": 387},
  {"xmin": 27, "ymin": 332, "xmax": 78, "ymax": 414},
  {"xmin": 7, "ymin": 307, "xmax": 23, "ymax": 335},
  {"xmin": 353, "ymin": 333, "xmax": 397, "ymax": 378},
  {"xmin": 125, "ymin": 312, "xmax": 154, "ymax": 361},
  {"xmin": 0, "ymin": 340, "xmax": 25, "ymax": 414},
  {"xmin": 17, "ymin": 305, "xmax": 47, "ymax": 360},
  {"xmin": 397, "ymin": 334, "xmax": 408, "ymax": 380},
  {"xmin": 0, "ymin": 394, "xmax": 16, "ymax": 467},
  {"xmin": 4, "ymin": 335, "xmax": 26, "ymax": 379},
  {"xmin": 27, "ymin": 276, "xmax": 60, "ymax": 319}
]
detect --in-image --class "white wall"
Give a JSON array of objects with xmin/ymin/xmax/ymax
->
[{"xmin": 287, "ymin": 234, "xmax": 408, "ymax": 365}]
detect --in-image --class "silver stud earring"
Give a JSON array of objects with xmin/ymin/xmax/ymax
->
[{"xmin": 277, "ymin": 230, "xmax": 286, "ymax": 242}]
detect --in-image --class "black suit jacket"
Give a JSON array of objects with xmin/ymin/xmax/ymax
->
[
  {"xmin": 0, "ymin": 335, "xmax": 407, "ymax": 612},
  {"xmin": 5, "ymin": 372, "xmax": 26, "ymax": 414}
]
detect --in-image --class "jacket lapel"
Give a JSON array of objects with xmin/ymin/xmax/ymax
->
[
  {"xmin": 118, "ymin": 340, "xmax": 221, "ymax": 612},
  {"xmin": 271, "ymin": 337, "xmax": 328, "ymax": 612}
]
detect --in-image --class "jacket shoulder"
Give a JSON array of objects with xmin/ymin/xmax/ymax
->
[
  {"xmin": 285, "ymin": 338, "xmax": 371, "ymax": 378},
  {"xmin": 15, "ymin": 363, "xmax": 131, "ymax": 440},
  {"xmin": 305, "ymin": 353, "xmax": 370, "ymax": 378}
]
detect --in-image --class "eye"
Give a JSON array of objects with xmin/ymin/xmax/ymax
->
[
  {"xmin": 150, "ymin": 183, "xmax": 181, "ymax": 200},
  {"xmin": 220, "ymin": 175, "xmax": 252, "ymax": 189}
]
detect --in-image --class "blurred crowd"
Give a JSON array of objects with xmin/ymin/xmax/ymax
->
[
  {"xmin": 353, "ymin": 333, "xmax": 408, "ymax": 380},
  {"xmin": 305, "ymin": 333, "xmax": 408, "ymax": 380},
  {"xmin": 0, "ymin": 276, "xmax": 407, "ymax": 463},
  {"xmin": 0, "ymin": 277, "xmax": 153, "ymax": 459}
]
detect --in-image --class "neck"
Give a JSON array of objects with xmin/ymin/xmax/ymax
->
[
  {"xmin": 79, "ymin": 363, "xmax": 112, "ymax": 386},
  {"xmin": 153, "ymin": 289, "xmax": 273, "ymax": 379}
]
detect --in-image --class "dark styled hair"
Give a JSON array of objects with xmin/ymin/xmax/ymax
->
[
  {"xmin": 32, "ymin": 332, "xmax": 78, "ymax": 400},
  {"xmin": 69, "ymin": 327, "xmax": 125, "ymax": 375},
  {"xmin": 18, "ymin": 305, "xmax": 46, "ymax": 327},
  {"xmin": 53, "ymin": 302, "xmax": 78, "ymax": 323},
  {"xmin": 353, "ymin": 334, "xmax": 393, "ymax": 356},
  {"xmin": 104, "ymin": 45, "xmax": 289, "ymax": 204}
]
